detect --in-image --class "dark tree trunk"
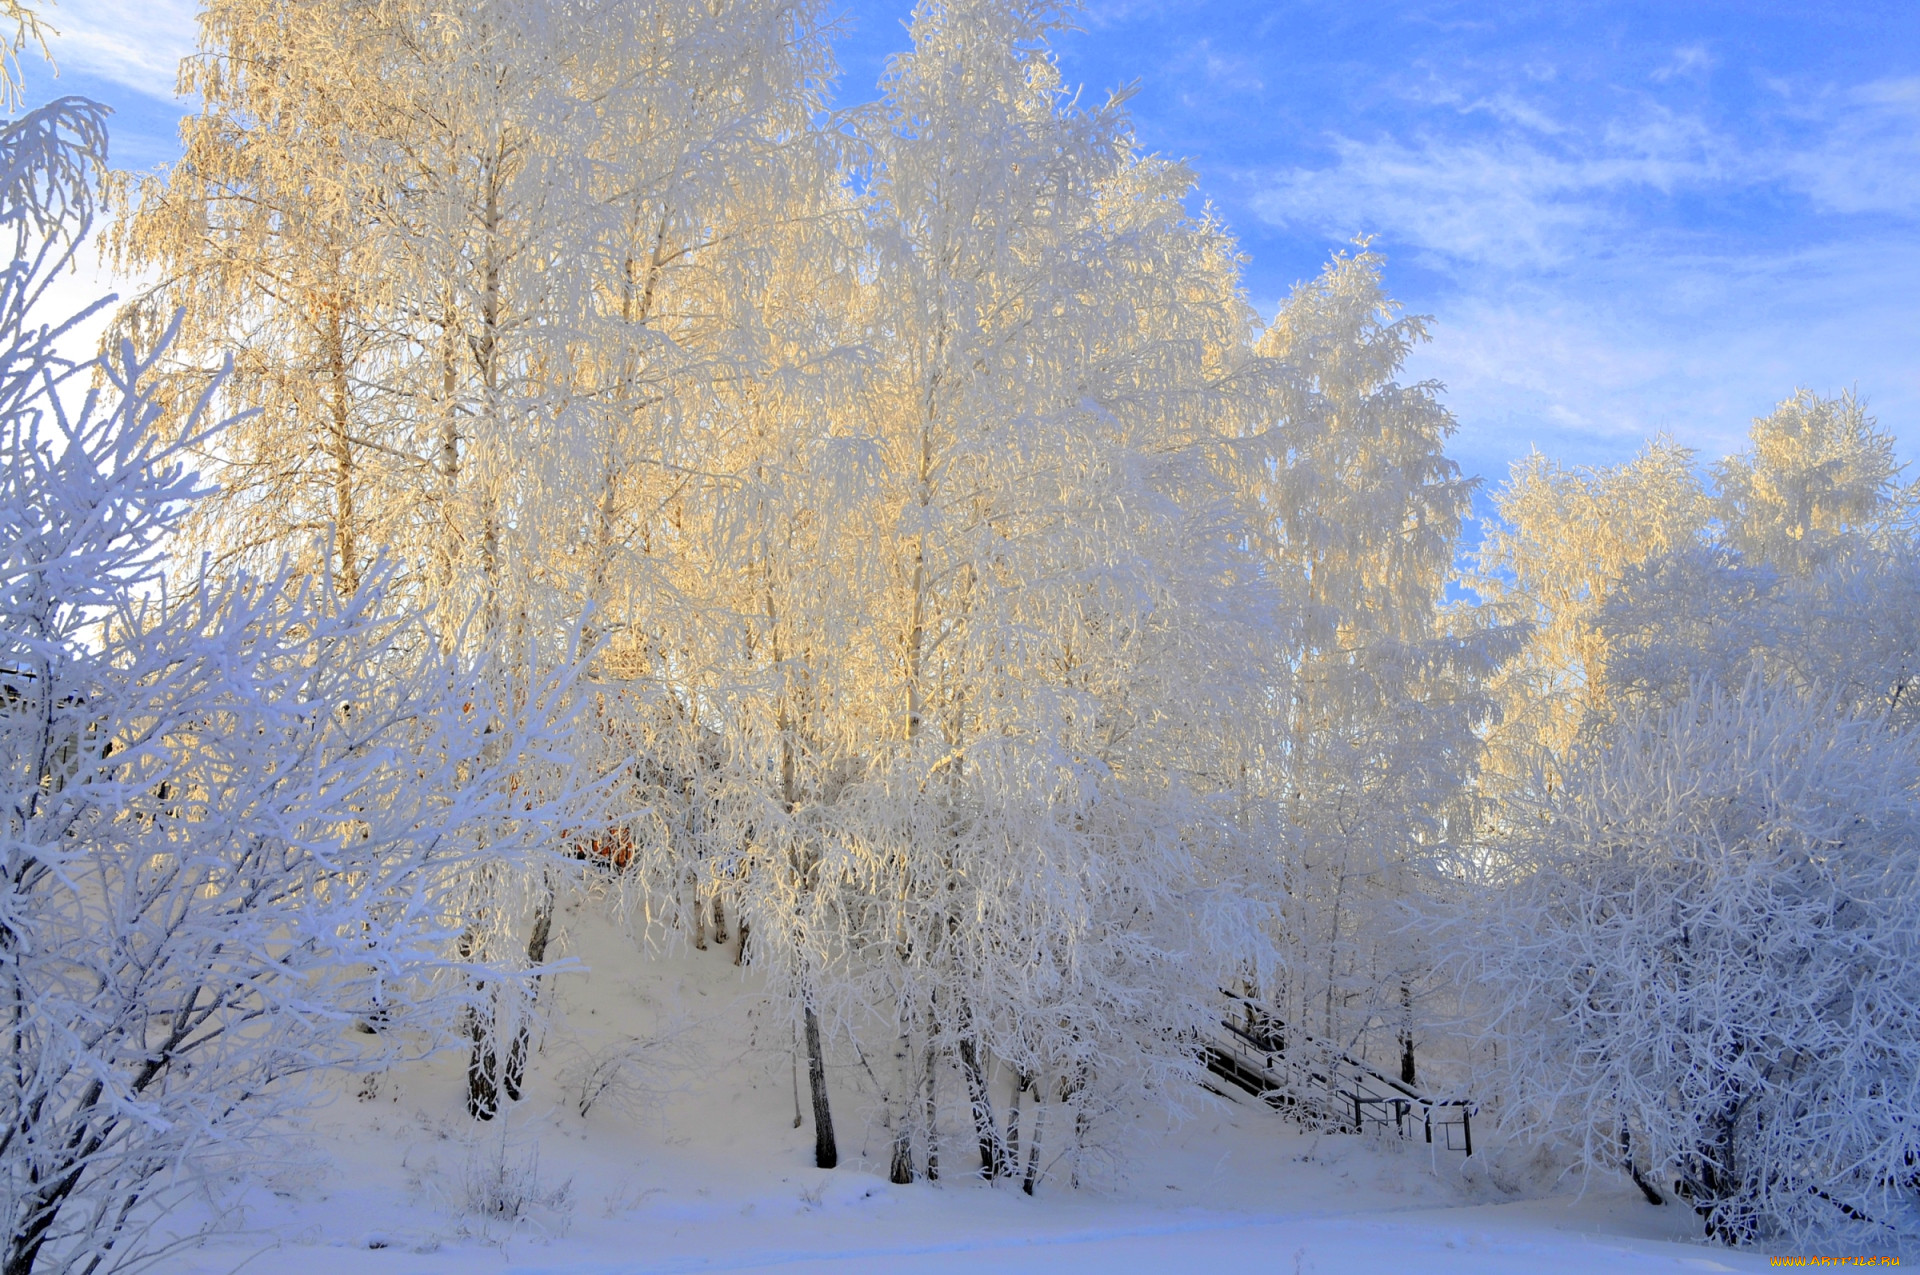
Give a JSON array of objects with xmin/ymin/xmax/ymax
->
[
  {"xmin": 1005, "ymin": 1073, "xmax": 1029, "ymax": 1180},
  {"xmin": 889, "ymin": 1124, "xmax": 914, "ymax": 1185},
  {"xmin": 1022, "ymin": 1087, "xmax": 1046, "ymax": 1196},
  {"xmin": 466, "ymin": 985, "xmax": 498, "ymax": 1121},
  {"xmin": 501, "ymin": 890, "xmax": 554, "ymax": 1103},
  {"xmin": 6, "ymin": 1156, "xmax": 91, "ymax": 1275},
  {"xmin": 1398, "ymin": 984, "xmax": 1416, "ymax": 1086},
  {"xmin": 1620, "ymin": 1122, "xmax": 1664, "ymax": 1206},
  {"xmin": 689, "ymin": 874, "xmax": 707, "ymax": 950},
  {"xmin": 959, "ymin": 1036, "xmax": 1002, "ymax": 1177},
  {"xmin": 803, "ymin": 1002, "xmax": 837, "ymax": 1169},
  {"xmin": 1683, "ymin": 1092, "xmax": 1753, "ymax": 1245},
  {"xmin": 462, "ymin": 916, "xmax": 498, "ymax": 1120}
]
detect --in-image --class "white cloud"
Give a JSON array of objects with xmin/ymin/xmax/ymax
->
[
  {"xmin": 39, "ymin": 0, "xmax": 197, "ymax": 102},
  {"xmin": 1246, "ymin": 71, "xmax": 1920, "ymax": 476},
  {"xmin": 1254, "ymin": 74, "xmax": 1920, "ymax": 272},
  {"xmin": 1406, "ymin": 237, "xmax": 1920, "ymax": 481},
  {"xmin": 1162, "ymin": 38, "xmax": 1263, "ymax": 101},
  {"xmin": 1779, "ymin": 78, "xmax": 1920, "ymax": 216},
  {"xmin": 1650, "ymin": 44, "xmax": 1716, "ymax": 84},
  {"xmin": 1251, "ymin": 130, "xmax": 1710, "ymax": 269}
]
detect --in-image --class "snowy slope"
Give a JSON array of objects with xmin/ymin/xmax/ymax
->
[{"xmin": 143, "ymin": 911, "xmax": 1776, "ymax": 1275}]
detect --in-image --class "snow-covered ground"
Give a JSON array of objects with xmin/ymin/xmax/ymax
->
[{"xmin": 148, "ymin": 914, "xmax": 1778, "ymax": 1275}]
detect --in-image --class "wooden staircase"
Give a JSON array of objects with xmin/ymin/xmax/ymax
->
[{"xmin": 1204, "ymin": 992, "xmax": 1476, "ymax": 1155}]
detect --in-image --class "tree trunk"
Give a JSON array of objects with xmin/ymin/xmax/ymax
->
[
  {"xmin": 889, "ymin": 1023, "xmax": 916, "ymax": 1185},
  {"xmin": 324, "ymin": 301, "xmax": 359, "ymax": 599},
  {"xmin": 1005, "ymin": 1072, "xmax": 1028, "ymax": 1181},
  {"xmin": 687, "ymin": 870, "xmax": 707, "ymax": 950},
  {"xmin": 791, "ymin": 1024, "xmax": 805, "ymax": 1130},
  {"xmin": 803, "ymin": 1001, "xmax": 837, "ymax": 1169},
  {"xmin": 1022, "ymin": 1083, "xmax": 1046, "ymax": 1196},
  {"xmin": 5, "ymin": 1158, "xmax": 90, "ymax": 1275},
  {"xmin": 889, "ymin": 1126, "xmax": 914, "ymax": 1185},
  {"xmin": 1324, "ymin": 848, "xmax": 1350, "ymax": 1042},
  {"xmin": 1398, "ymin": 983, "xmax": 1416, "ymax": 1086},
  {"xmin": 433, "ymin": 292, "xmax": 460, "ymax": 599},
  {"xmin": 466, "ymin": 984, "xmax": 498, "ymax": 1121},
  {"xmin": 501, "ymin": 885, "xmax": 554, "ymax": 1103},
  {"xmin": 1620, "ymin": 1122, "xmax": 1664, "ymax": 1206},
  {"xmin": 462, "ymin": 920, "xmax": 499, "ymax": 1120},
  {"xmin": 959, "ymin": 1035, "xmax": 1002, "ymax": 1177},
  {"xmin": 923, "ymin": 1031, "xmax": 940, "ymax": 1182}
]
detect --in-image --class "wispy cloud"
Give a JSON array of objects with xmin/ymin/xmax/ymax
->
[
  {"xmin": 1054, "ymin": 3, "xmax": 1920, "ymax": 476},
  {"xmin": 1241, "ymin": 63, "xmax": 1920, "ymax": 474},
  {"xmin": 1651, "ymin": 44, "xmax": 1716, "ymax": 84},
  {"xmin": 1417, "ymin": 234, "xmax": 1920, "ymax": 478},
  {"xmin": 1253, "ymin": 134, "xmax": 1676, "ymax": 269},
  {"xmin": 1251, "ymin": 96, "xmax": 1733, "ymax": 270},
  {"xmin": 1403, "ymin": 224, "xmax": 1920, "ymax": 476},
  {"xmin": 1173, "ymin": 39, "xmax": 1263, "ymax": 96},
  {"xmin": 37, "ymin": 0, "xmax": 197, "ymax": 102},
  {"xmin": 1253, "ymin": 73, "xmax": 1919, "ymax": 269},
  {"xmin": 1777, "ymin": 78, "xmax": 1920, "ymax": 216}
]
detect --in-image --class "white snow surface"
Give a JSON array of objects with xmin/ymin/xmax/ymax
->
[{"xmin": 145, "ymin": 914, "xmax": 1778, "ymax": 1275}]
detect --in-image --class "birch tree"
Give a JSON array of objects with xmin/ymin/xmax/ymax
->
[
  {"xmin": 1, "ymin": 94, "xmax": 579, "ymax": 1272},
  {"xmin": 115, "ymin": 0, "xmax": 844, "ymax": 1121},
  {"xmin": 760, "ymin": 0, "xmax": 1284, "ymax": 1187},
  {"xmin": 1251, "ymin": 247, "xmax": 1509, "ymax": 1076},
  {"xmin": 1482, "ymin": 391, "xmax": 1916, "ymax": 755},
  {"xmin": 111, "ymin": 0, "xmax": 412, "ymax": 599},
  {"xmin": 1470, "ymin": 440, "xmax": 1711, "ymax": 795}
]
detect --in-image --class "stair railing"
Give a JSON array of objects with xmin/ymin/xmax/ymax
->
[{"xmin": 1206, "ymin": 991, "xmax": 1475, "ymax": 1155}]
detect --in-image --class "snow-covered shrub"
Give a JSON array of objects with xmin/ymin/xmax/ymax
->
[
  {"xmin": 448, "ymin": 1135, "xmax": 573, "ymax": 1242},
  {"xmin": 561, "ymin": 1027, "xmax": 696, "ymax": 1120},
  {"xmin": 1469, "ymin": 674, "xmax": 1920, "ymax": 1246},
  {"xmin": 0, "ymin": 96, "xmax": 577, "ymax": 1274}
]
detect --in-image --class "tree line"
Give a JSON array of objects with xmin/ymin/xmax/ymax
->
[{"xmin": 2, "ymin": 0, "xmax": 1915, "ymax": 1266}]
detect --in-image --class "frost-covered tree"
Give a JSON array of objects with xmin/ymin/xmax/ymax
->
[
  {"xmin": 1251, "ymin": 247, "xmax": 1510, "ymax": 1076},
  {"xmin": 689, "ymin": 0, "xmax": 1288, "ymax": 1188},
  {"xmin": 117, "ymin": 0, "xmax": 844, "ymax": 1121},
  {"xmin": 836, "ymin": 0, "xmax": 1281, "ymax": 1187},
  {"xmin": 110, "ymin": 0, "xmax": 418, "ymax": 599},
  {"xmin": 1467, "ymin": 389, "xmax": 1920, "ymax": 1245},
  {"xmin": 1474, "ymin": 391, "xmax": 1915, "ymax": 783},
  {"xmin": 1468, "ymin": 675, "xmax": 1920, "ymax": 1247},
  {"xmin": 1, "ymin": 96, "xmax": 579, "ymax": 1273},
  {"xmin": 1715, "ymin": 390, "xmax": 1909, "ymax": 574},
  {"xmin": 1593, "ymin": 393, "xmax": 1919, "ymax": 731},
  {"xmin": 1472, "ymin": 439, "xmax": 1710, "ymax": 793},
  {"xmin": 116, "ymin": 0, "xmax": 840, "ymax": 650}
]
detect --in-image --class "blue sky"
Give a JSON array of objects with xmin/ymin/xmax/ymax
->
[{"xmin": 22, "ymin": 0, "xmax": 1920, "ymax": 491}]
